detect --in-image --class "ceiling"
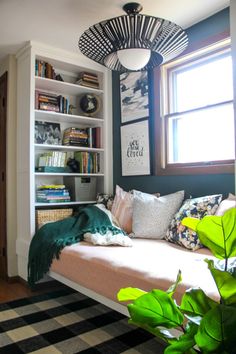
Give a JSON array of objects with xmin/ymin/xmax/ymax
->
[{"xmin": 0, "ymin": 0, "xmax": 230, "ymax": 61}]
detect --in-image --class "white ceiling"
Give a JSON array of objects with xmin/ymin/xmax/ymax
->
[{"xmin": 0, "ymin": 0, "xmax": 230, "ymax": 61}]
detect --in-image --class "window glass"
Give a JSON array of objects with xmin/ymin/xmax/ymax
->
[
  {"xmin": 168, "ymin": 103, "xmax": 234, "ymax": 163},
  {"xmin": 174, "ymin": 54, "xmax": 233, "ymax": 112}
]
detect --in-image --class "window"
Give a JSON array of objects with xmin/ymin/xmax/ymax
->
[{"xmin": 155, "ymin": 38, "xmax": 235, "ymax": 175}]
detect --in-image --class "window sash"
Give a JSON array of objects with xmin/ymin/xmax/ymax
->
[
  {"xmin": 165, "ymin": 101, "xmax": 235, "ymax": 164},
  {"xmin": 154, "ymin": 37, "xmax": 235, "ymax": 175}
]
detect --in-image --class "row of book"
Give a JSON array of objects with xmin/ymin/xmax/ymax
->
[
  {"xmin": 74, "ymin": 151, "xmax": 100, "ymax": 174},
  {"xmin": 75, "ymin": 72, "xmax": 99, "ymax": 89},
  {"xmin": 35, "ymin": 60, "xmax": 56, "ymax": 80},
  {"xmin": 37, "ymin": 151, "xmax": 67, "ymax": 168},
  {"xmin": 36, "ymin": 184, "xmax": 71, "ymax": 203},
  {"xmin": 63, "ymin": 127, "xmax": 101, "ymax": 148},
  {"xmin": 35, "ymin": 90, "xmax": 70, "ymax": 114},
  {"xmin": 36, "ymin": 150, "xmax": 101, "ymax": 174}
]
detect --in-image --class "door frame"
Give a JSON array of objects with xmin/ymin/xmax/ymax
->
[{"xmin": 0, "ymin": 71, "xmax": 7, "ymax": 279}]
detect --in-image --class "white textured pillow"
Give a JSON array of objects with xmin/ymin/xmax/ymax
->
[{"xmin": 132, "ymin": 190, "xmax": 185, "ymax": 239}]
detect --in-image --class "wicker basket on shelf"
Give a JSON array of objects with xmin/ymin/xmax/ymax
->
[{"xmin": 36, "ymin": 208, "xmax": 73, "ymax": 229}]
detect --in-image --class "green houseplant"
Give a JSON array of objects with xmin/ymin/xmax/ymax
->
[{"xmin": 117, "ymin": 208, "xmax": 236, "ymax": 353}]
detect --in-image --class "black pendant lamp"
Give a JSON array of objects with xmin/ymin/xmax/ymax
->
[{"xmin": 78, "ymin": 2, "xmax": 188, "ymax": 72}]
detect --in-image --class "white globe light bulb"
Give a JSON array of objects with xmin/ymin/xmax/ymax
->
[{"xmin": 117, "ymin": 48, "xmax": 151, "ymax": 70}]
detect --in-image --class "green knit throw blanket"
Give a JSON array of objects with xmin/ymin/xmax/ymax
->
[{"xmin": 28, "ymin": 205, "xmax": 125, "ymax": 287}]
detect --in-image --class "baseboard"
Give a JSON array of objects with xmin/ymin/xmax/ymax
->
[
  {"xmin": 6, "ymin": 275, "xmax": 66, "ymax": 292},
  {"xmin": 6, "ymin": 275, "xmax": 22, "ymax": 283}
]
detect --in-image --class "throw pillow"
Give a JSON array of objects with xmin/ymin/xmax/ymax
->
[
  {"xmin": 166, "ymin": 194, "xmax": 222, "ymax": 251},
  {"xmin": 96, "ymin": 193, "xmax": 114, "ymax": 211},
  {"xmin": 215, "ymin": 193, "xmax": 236, "ymax": 216},
  {"xmin": 132, "ymin": 190, "xmax": 185, "ymax": 239},
  {"xmin": 111, "ymin": 185, "xmax": 133, "ymax": 234},
  {"xmin": 228, "ymin": 193, "xmax": 236, "ymax": 201}
]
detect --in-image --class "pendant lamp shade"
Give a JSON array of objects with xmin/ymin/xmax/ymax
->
[{"xmin": 78, "ymin": 2, "xmax": 188, "ymax": 72}]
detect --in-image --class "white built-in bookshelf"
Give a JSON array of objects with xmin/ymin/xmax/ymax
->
[{"xmin": 16, "ymin": 41, "xmax": 113, "ymax": 279}]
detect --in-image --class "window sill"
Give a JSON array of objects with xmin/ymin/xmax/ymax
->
[{"xmin": 156, "ymin": 161, "xmax": 235, "ymax": 176}]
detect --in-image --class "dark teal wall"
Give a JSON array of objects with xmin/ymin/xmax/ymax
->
[{"xmin": 112, "ymin": 7, "xmax": 235, "ymax": 198}]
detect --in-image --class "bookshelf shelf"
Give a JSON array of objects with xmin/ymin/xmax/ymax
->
[
  {"xmin": 35, "ymin": 200, "xmax": 96, "ymax": 207},
  {"xmin": 35, "ymin": 172, "xmax": 104, "ymax": 177},
  {"xmin": 35, "ymin": 76, "xmax": 103, "ymax": 96},
  {"xmin": 35, "ymin": 110, "xmax": 104, "ymax": 127},
  {"xmin": 35, "ymin": 144, "xmax": 104, "ymax": 153}
]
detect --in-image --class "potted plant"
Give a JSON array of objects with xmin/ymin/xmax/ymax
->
[{"xmin": 117, "ymin": 208, "xmax": 236, "ymax": 353}]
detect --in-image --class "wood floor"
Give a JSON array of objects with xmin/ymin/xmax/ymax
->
[{"xmin": 0, "ymin": 278, "xmax": 66, "ymax": 303}]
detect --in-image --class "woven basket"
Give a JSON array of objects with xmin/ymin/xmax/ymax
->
[{"xmin": 36, "ymin": 208, "xmax": 73, "ymax": 229}]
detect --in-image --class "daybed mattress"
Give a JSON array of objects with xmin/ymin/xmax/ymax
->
[{"xmin": 50, "ymin": 239, "xmax": 218, "ymax": 304}]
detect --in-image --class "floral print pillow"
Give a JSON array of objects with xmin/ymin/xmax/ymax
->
[
  {"xmin": 96, "ymin": 193, "xmax": 114, "ymax": 211},
  {"xmin": 165, "ymin": 194, "xmax": 222, "ymax": 251}
]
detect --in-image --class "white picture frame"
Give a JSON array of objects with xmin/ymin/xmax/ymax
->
[
  {"xmin": 120, "ymin": 71, "xmax": 149, "ymax": 123},
  {"xmin": 121, "ymin": 120, "xmax": 150, "ymax": 176}
]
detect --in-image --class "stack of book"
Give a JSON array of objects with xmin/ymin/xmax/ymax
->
[
  {"xmin": 74, "ymin": 151, "xmax": 100, "ymax": 174},
  {"xmin": 75, "ymin": 72, "xmax": 99, "ymax": 89},
  {"xmin": 36, "ymin": 185, "xmax": 71, "ymax": 203},
  {"xmin": 63, "ymin": 127, "xmax": 89, "ymax": 147},
  {"xmin": 35, "ymin": 60, "xmax": 56, "ymax": 79},
  {"xmin": 62, "ymin": 127, "xmax": 101, "ymax": 148},
  {"xmin": 35, "ymin": 90, "xmax": 70, "ymax": 114}
]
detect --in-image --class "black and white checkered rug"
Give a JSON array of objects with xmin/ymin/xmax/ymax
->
[{"xmin": 0, "ymin": 288, "xmax": 166, "ymax": 353}]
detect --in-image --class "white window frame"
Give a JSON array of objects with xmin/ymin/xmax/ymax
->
[{"xmin": 156, "ymin": 38, "xmax": 235, "ymax": 175}]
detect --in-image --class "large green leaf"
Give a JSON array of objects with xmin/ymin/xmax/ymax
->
[
  {"xmin": 206, "ymin": 260, "xmax": 236, "ymax": 305},
  {"xmin": 117, "ymin": 287, "xmax": 146, "ymax": 302},
  {"xmin": 164, "ymin": 322, "xmax": 198, "ymax": 354},
  {"xmin": 166, "ymin": 270, "xmax": 182, "ymax": 297},
  {"xmin": 182, "ymin": 208, "xmax": 236, "ymax": 259},
  {"xmin": 127, "ymin": 289, "xmax": 184, "ymax": 329},
  {"xmin": 180, "ymin": 288, "xmax": 218, "ymax": 319},
  {"xmin": 195, "ymin": 304, "xmax": 236, "ymax": 353}
]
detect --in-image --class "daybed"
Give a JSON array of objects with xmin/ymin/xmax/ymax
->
[
  {"xmin": 30, "ymin": 187, "xmax": 234, "ymax": 315},
  {"xmin": 49, "ymin": 238, "xmax": 218, "ymax": 315}
]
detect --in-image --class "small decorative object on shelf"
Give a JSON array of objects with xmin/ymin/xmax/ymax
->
[
  {"xmin": 35, "ymin": 121, "xmax": 62, "ymax": 145},
  {"xmin": 67, "ymin": 158, "xmax": 80, "ymax": 173},
  {"xmin": 55, "ymin": 74, "xmax": 64, "ymax": 82},
  {"xmin": 79, "ymin": 93, "xmax": 101, "ymax": 117},
  {"xmin": 68, "ymin": 104, "xmax": 76, "ymax": 115}
]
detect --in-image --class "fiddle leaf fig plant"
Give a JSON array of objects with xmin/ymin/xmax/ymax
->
[{"xmin": 117, "ymin": 207, "xmax": 236, "ymax": 353}]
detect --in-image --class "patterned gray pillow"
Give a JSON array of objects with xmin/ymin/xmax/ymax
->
[
  {"xmin": 96, "ymin": 193, "xmax": 114, "ymax": 210},
  {"xmin": 165, "ymin": 194, "xmax": 222, "ymax": 251},
  {"xmin": 132, "ymin": 190, "xmax": 185, "ymax": 239}
]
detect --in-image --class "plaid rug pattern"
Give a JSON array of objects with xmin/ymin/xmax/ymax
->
[{"xmin": 0, "ymin": 288, "xmax": 166, "ymax": 353}]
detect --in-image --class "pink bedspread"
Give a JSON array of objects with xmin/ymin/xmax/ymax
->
[{"xmin": 51, "ymin": 239, "xmax": 219, "ymax": 304}]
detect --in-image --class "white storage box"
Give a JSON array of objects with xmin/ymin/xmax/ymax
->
[{"xmin": 63, "ymin": 177, "xmax": 97, "ymax": 201}]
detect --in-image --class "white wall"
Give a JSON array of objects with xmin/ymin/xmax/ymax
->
[
  {"xmin": 230, "ymin": 1, "xmax": 236, "ymax": 190},
  {"xmin": 0, "ymin": 55, "xmax": 17, "ymax": 276}
]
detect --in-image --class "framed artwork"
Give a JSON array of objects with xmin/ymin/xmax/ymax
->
[
  {"xmin": 121, "ymin": 120, "xmax": 150, "ymax": 176},
  {"xmin": 35, "ymin": 121, "xmax": 62, "ymax": 145},
  {"xmin": 120, "ymin": 71, "xmax": 149, "ymax": 123}
]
